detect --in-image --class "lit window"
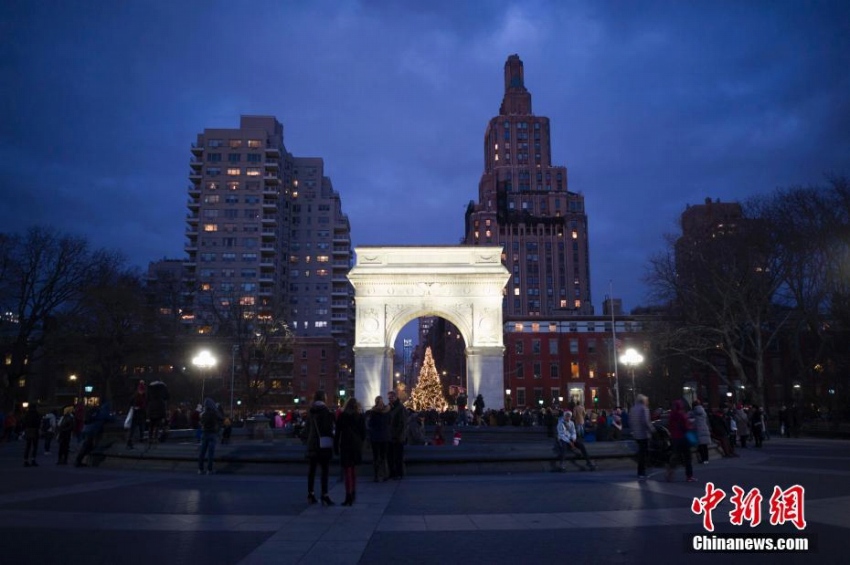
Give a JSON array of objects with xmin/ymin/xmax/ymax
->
[
  {"xmin": 227, "ymin": 168, "xmax": 241, "ymax": 176},
  {"xmin": 247, "ymin": 139, "xmax": 261, "ymax": 148},
  {"xmin": 229, "ymin": 139, "xmax": 242, "ymax": 148},
  {"xmin": 203, "ymin": 224, "xmax": 218, "ymax": 232},
  {"xmin": 514, "ymin": 288, "xmax": 520, "ymax": 296},
  {"xmin": 572, "ymin": 231, "xmax": 578, "ymax": 239},
  {"xmin": 239, "ymin": 296, "xmax": 255, "ymax": 306},
  {"xmin": 227, "ymin": 182, "xmax": 239, "ymax": 191},
  {"xmin": 246, "ymin": 167, "xmax": 261, "ymax": 176},
  {"xmin": 317, "ymin": 255, "xmax": 329, "ymax": 262},
  {"xmin": 574, "ymin": 299, "xmax": 581, "ymax": 308}
]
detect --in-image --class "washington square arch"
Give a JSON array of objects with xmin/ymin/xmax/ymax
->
[{"xmin": 347, "ymin": 246, "xmax": 510, "ymax": 411}]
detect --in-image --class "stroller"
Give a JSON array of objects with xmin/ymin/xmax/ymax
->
[{"xmin": 648, "ymin": 420, "xmax": 673, "ymax": 467}]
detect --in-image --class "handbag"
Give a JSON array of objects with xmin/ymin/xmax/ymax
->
[
  {"xmin": 123, "ymin": 407, "xmax": 134, "ymax": 430},
  {"xmin": 313, "ymin": 417, "xmax": 333, "ymax": 449},
  {"xmin": 685, "ymin": 429, "xmax": 698, "ymax": 447}
]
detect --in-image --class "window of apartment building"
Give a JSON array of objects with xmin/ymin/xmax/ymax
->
[
  {"xmin": 207, "ymin": 139, "xmax": 223, "ymax": 148},
  {"xmin": 515, "ymin": 361, "xmax": 524, "ymax": 379},
  {"xmin": 244, "ymin": 209, "xmax": 259, "ymax": 219},
  {"xmin": 587, "ymin": 339, "xmax": 596, "ymax": 354},
  {"xmin": 533, "ymin": 362, "xmax": 541, "ymax": 378},
  {"xmin": 222, "ymin": 253, "xmax": 236, "ymax": 262},
  {"xmin": 220, "ymin": 283, "xmax": 234, "ymax": 292},
  {"xmin": 241, "ymin": 268, "xmax": 256, "ymax": 278},
  {"xmin": 571, "ymin": 361, "xmax": 580, "ymax": 379},
  {"xmin": 242, "ymin": 283, "xmax": 256, "ymax": 292},
  {"xmin": 222, "ymin": 237, "xmax": 236, "ymax": 247},
  {"xmin": 516, "ymin": 388, "xmax": 526, "ymax": 406},
  {"xmin": 569, "ymin": 339, "xmax": 578, "ymax": 354},
  {"xmin": 247, "ymin": 153, "xmax": 261, "ymax": 162},
  {"xmin": 225, "ymin": 195, "xmax": 238, "ymax": 204},
  {"xmin": 227, "ymin": 153, "xmax": 241, "ymax": 163},
  {"xmin": 534, "ymin": 388, "xmax": 543, "ymax": 404},
  {"xmin": 227, "ymin": 168, "xmax": 241, "ymax": 176},
  {"xmin": 549, "ymin": 339, "xmax": 558, "ymax": 355},
  {"xmin": 206, "ymin": 182, "xmax": 218, "ymax": 191},
  {"xmin": 243, "ymin": 238, "xmax": 257, "ymax": 248},
  {"xmin": 244, "ymin": 196, "xmax": 260, "ymax": 204},
  {"xmin": 229, "ymin": 139, "xmax": 242, "ymax": 148},
  {"xmin": 206, "ymin": 153, "xmax": 221, "ymax": 162},
  {"xmin": 242, "ymin": 253, "xmax": 257, "ymax": 262},
  {"xmin": 247, "ymin": 139, "xmax": 261, "ymax": 148},
  {"xmin": 550, "ymin": 363, "xmax": 559, "ymax": 379},
  {"xmin": 203, "ymin": 223, "xmax": 218, "ymax": 232},
  {"xmin": 515, "ymin": 341, "xmax": 523, "ymax": 355},
  {"xmin": 206, "ymin": 167, "xmax": 220, "ymax": 176},
  {"xmin": 200, "ymin": 253, "xmax": 216, "ymax": 262},
  {"xmin": 246, "ymin": 181, "xmax": 260, "ymax": 191},
  {"xmin": 224, "ymin": 209, "xmax": 238, "ymax": 219},
  {"xmin": 246, "ymin": 167, "xmax": 261, "ymax": 176},
  {"xmin": 532, "ymin": 339, "xmax": 540, "ymax": 354},
  {"xmin": 203, "ymin": 209, "xmax": 219, "ymax": 218},
  {"xmin": 227, "ymin": 181, "xmax": 239, "ymax": 191},
  {"xmin": 221, "ymin": 268, "xmax": 235, "ymax": 277},
  {"xmin": 315, "ymin": 321, "xmax": 328, "ymax": 328}
]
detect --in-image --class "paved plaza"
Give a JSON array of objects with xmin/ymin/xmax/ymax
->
[{"xmin": 0, "ymin": 435, "xmax": 847, "ymax": 564}]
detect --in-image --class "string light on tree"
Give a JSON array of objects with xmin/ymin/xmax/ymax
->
[{"xmin": 405, "ymin": 347, "xmax": 448, "ymax": 412}]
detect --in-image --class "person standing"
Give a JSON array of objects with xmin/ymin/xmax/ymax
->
[
  {"xmin": 147, "ymin": 382, "xmax": 168, "ymax": 446},
  {"xmin": 631, "ymin": 394, "xmax": 653, "ymax": 480},
  {"xmin": 126, "ymin": 380, "xmax": 148, "ymax": 449},
  {"xmin": 733, "ymin": 404, "xmax": 750, "ymax": 448},
  {"xmin": 387, "ymin": 390, "xmax": 407, "ymax": 480},
  {"xmin": 666, "ymin": 400, "xmax": 696, "ymax": 482},
  {"xmin": 750, "ymin": 404, "xmax": 765, "ymax": 448},
  {"xmin": 691, "ymin": 400, "xmax": 712, "ymax": 464},
  {"xmin": 56, "ymin": 406, "xmax": 75, "ymax": 465},
  {"xmin": 335, "ymin": 397, "xmax": 365, "ymax": 506},
  {"xmin": 197, "ymin": 397, "xmax": 223, "ymax": 474},
  {"xmin": 41, "ymin": 409, "xmax": 57, "ymax": 456},
  {"xmin": 473, "ymin": 394, "xmax": 485, "ymax": 426},
  {"xmin": 22, "ymin": 404, "xmax": 41, "ymax": 467},
  {"xmin": 366, "ymin": 396, "xmax": 390, "ymax": 482},
  {"xmin": 306, "ymin": 390, "xmax": 335, "ymax": 505}
]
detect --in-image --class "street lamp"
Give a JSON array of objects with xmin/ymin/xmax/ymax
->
[
  {"xmin": 505, "ymin": 388, "xmax": 511, "ymax": 410},
  {"xmin": 192, "ymin": 350, "xmax": 216, "ymax": 405},
  {"xmin": 230, "ymin": 345, "xmax": 239, "ymax": 418},
  {"xmin": 339, "ymin": 388, "xmax": 346, "ymax": 407},
  {"xmin": 619, "ymin": 348, "xmax": 644, "ymax": 407},
  {"xmin": 69, "ymin": 374, "xmax": 81, "ymax": 402}
]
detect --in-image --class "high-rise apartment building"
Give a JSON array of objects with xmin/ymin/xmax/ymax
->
[
  {"xmin": 288, "ymin": 156, "xmax": 355, "ymax": 393},
  {"xmin": 185, "ymin": 115, "xmax": 293, "ymax": 330},
  {"xmin": 465, "ymin": 54, "xmax": 593, "ymax": 317},
  {"xmin": 184, "ymin": 116, "xmax": 354, "ymax": 404}
]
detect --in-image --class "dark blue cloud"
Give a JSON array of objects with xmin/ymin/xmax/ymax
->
[{"xmin": 1, "ymin": 0, "xmax": 847, "ymax": 314}]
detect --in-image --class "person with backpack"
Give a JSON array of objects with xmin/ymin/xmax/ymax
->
[
  {"xmin": 41, "ymin": 410, "xmax": 57, "ymax": 455},
  {"xmin": 56, "ymin": 406, "xmax": 75, "ymax": 465},
  {"xmin": 198, "ymin": 397, "xmax": 224, "ymax": 475}
]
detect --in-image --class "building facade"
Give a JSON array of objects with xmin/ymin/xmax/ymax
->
[
  {"xmin": 184, "ymin": 116, "xmax": 354, "ymax": 410},
  {"xmin": 465, "ymin": 54, "xmax": 593, "ymax": 317}
]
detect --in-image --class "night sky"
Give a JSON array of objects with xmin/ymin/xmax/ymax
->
[{"xmin": 2, "ymin": 1, "xmax": 849, "ymax": 317}]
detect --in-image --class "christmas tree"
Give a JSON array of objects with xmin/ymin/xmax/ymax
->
[{"xmin": 406, "ymin": 347, "xmax": 448, "ymax": 411}]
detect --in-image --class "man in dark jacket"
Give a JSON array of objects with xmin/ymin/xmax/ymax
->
[
  {"xmin": 387, "ymin": 391, "xmax": 407, "ymax": 480},
  {"xmin": 22, "ymin": 404, "xmax": 41, "ymax": 467}
]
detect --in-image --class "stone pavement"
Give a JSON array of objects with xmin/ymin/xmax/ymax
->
[{"xmin": 0, "ymin": 436, "xmax": 848, "ymax": 564}]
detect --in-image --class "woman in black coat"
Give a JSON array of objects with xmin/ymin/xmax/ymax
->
[
  {"xmin": 335, "ymin": 397, "xmax": 366, "ymax": 506},
  {"xmin": 306, "ymin": 391, "xmax": 336, "ymax": 506}
]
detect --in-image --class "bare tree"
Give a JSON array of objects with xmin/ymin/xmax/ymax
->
[
  {"xmin": 0, "ymin": 227, "xmax": 105, "ymax": 407},
  {"xmin": 646, "ymin": 203, "xmax": 787, "ymax": 407}
]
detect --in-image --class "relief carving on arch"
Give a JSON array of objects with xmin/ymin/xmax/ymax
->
[
  {"xmin": 475, "ymin": 307, "xmax": 500, "ymax": 345},
  {"xmin": 357, "ymin": 306, "xmax": 383, "ymax": 345}
]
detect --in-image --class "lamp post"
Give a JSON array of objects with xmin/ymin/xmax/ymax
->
[
  {"xmin": 192, "ymin": 350, "xmax": 217, "ymax": 405},
  {"xmin": 69, "ymin": 374, "xmax": 81, "ymax": 402},
  {"xmin": 339, "ymin": 388, "xmax": 346, "ymax": 407},
  {"xmin": 230, "ymin": 345, "xmax": 239, "ymax": 418},
  {"xmin": 619, "ymin": 348, "xmax": 644, "ymax": 407},
  {"xmin": 505, "ymin": 388, "xmax": 511, "ymax": 410}
]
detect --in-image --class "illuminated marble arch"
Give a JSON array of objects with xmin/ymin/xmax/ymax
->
[{"xmin": 347, "ymin": 246, "xmax": 510, "ymax": 411}]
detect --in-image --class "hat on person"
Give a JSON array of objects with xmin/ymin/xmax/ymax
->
[{"xmin": 563, "ymin": 410, "xmax": 572, "ymax": 419}]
